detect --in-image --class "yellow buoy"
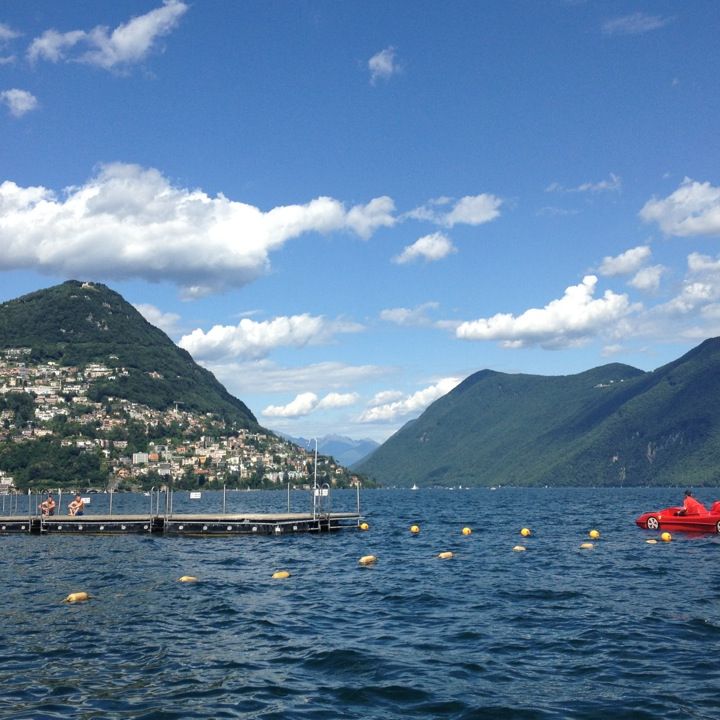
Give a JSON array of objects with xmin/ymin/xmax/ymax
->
[
  {"xmin": 646, "ymin": 538, "xmax": 658, "ymax": 544},
  {"xmin": 661, "ymin": 531, "xmax": 672, "ymax": 542},
  {"xmin": 272, "ymin": 570, "xmax": 290, "ymax": 579},
  {"xmin": 437, "ymin": 551, "xmax": 454, "ymax": 559},
  {"xmin": 63, "ymin": 591, "xmax": 90, "ymax": 603},
  {"xmin": 358, "ymin": 555, "xmax": 377, "ymax": 566},
  {"xmin": 178, "ymin": 575, "xmax": 198, "ymax": 583},
  {"xmin": 579, "ymin": 542, "xmax": 594, "ymax": 550},
  {"xmin": 588, "ymin": 529, "xmax": 600, "ymax": 540},
  {"xmin": 410, "ymin": 524, "xmax": 420, "ymax": 534},
  {"xmin": 520, "ymin": 527, "xmax": 531, "ymax": 537},
  {"xmin": 359, "ymin": 522, "xmax": 369, "ymax": 531},
  {"xmin": 462, "ymin": 527, "xmax": 472, "ymax": 535},
  {"xmin": 512, "ymin": 545, "xmax": 527, "ymax": 552}
]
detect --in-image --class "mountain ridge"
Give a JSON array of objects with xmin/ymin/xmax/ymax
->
[
  {"xmin": 356, "ymin": 339, "xmax": 720, "ymax": 487},
  {"xmin": 0, "ymin": 280, "xmax": 257, "ymax": 428}
]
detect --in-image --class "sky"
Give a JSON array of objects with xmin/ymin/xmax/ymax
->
[{"xmin": 1, "ymin": 1, "xmax": 719, "ymax": 443}]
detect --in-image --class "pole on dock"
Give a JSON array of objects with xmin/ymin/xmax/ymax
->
[
  {"xmin": 287, "ymin": 482, "xmax": 290, "ymax": 512},
  {"xmin": 109, "ymin": 489, "xmax": 113, "ymax": 516},
  {"xmin": 223, "ymin": 485, "xmax": 226, "ymax": 514},
  {"xmin": 312, "ymin": 438, "xmax": 318, "ymax": 521}
]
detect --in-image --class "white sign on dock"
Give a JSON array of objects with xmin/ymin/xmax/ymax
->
[
  {"xmin": 82, "ymin": 497, "xmax": 91, "ymax": 504},
  {"xmin": 190, "ymin": 492, "xmax": 202, "ymax": 499}
]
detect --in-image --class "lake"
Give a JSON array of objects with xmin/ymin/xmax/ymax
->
[{"xmin": 2, "ymin": 486, "xmax": 720, "ymax": 719}]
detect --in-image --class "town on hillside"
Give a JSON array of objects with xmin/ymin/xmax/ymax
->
[{"xmin": 0, "ymin": 348, "xmax": 365, "ymax": 494}]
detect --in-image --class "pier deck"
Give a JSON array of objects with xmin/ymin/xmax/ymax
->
[{"xmin": 0, "ymin": 511, "xmax": 362, "ymax": 535}]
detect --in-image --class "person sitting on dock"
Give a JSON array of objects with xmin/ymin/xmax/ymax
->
[
  {"xmin": 38, "ymin": 494, "xmax": 56, "ymax": 516},
  {"xmin": 68, "ymin": 494, "xmax": 85, "ymax": 516},
  {"xmin": 676, "ymin": 489, "xmax": 707, "ymax": 516}
]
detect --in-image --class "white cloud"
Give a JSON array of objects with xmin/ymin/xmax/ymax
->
[
  {"xmin": 179, "ymin": 314, "xmax": 362, "ymax": 361},
  {"xmin": 444, "ymin": 194, "xmax": 503, "ymax": 226},
  {"xmin": 599, "ymin": 245, "xmax": 651, "ymax": 276},
  {"xmin": 28, "ymin": 29, "xmax": 85, "ymax": 63},
  {"xmin": 602, "ymin": 12, "xmax": 672, "ymax": 36},
  {"xmin": 262, "ymin": 392, "xmax": 318, "ymax": 418},
  {"xmin": 456, "ymin": 275, "xmax": 634, "ymax": 348},
  {"xmin": 133, "ymin": 303, "xmax": 181, "ymax": 334},
  {"xmin": 0, "ymin": 89, "xmax": 38, "ymax": 117},
  {"xmin": 368, "ymin": 46, "xmax": 400, "ymax": 84},
  {"xmin": 393, "ymin": 232, "xmax": 456, "ymax": 264},
  {"xmin": 205, "ymin": 359, "xmax": 389, "ymax": 396},
  {"xmin": 640, "ymin": 178, "xmax": 720, "ymax": 237},
  {"xmin": 379, "ymin": 302, "xmax": 439, "ymax": 326},
  {"xmin": 358, "ymin": 377, "xmax": 462, "ymax": 423},
  {"xmin": 0, "ymin": 163, "xmax": 396, "ymax": 296},
  {"xmin": 688, "ymin": 252, "xmax": 720, "ymax": 274},
  {"xmin": 546, "ymin": 173, "xmax": 621, "ymax": 194},
  {"xmin": 345, "ymin": 196, "xmax": 396, "ymax": 238},
  {"xmin": 406, "ymin": 193, "xmax": 502, "ymax": 227},
  {"xmin": 0, "ymin": 23, "xmax": 21, "ymax": 43},
  {"xmin": 317, "ymin": 392, "xmax": 359, "ymax": 409},
  {"xmin": 629, "ymin": 265, "xmax": 665, "ymax": 292},
  {"xmin": 27, "ymin": 0, "xmax": 188, "ymax": 69},
  {"xmin": 368, "ymin": 390, "xmax": 404, "ymax": 407},
  {"xmin": 262, "ymin": 391, "xmax": 359, "ymax": 418}
]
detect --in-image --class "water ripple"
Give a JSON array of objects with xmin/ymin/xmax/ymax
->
[{"xmin": 3, "ymin": 487, "xmax": 720, "ymax": 718}]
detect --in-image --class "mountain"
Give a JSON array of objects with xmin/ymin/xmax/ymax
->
[
  {"xmin": 0, "ymin": 280, "xmax": 257, "ymax": 428},
  {"xmin": 279, "ymin": 433, "xmax": 380, "ymax": 467},
  {"xmin": 355, "ymin": 338, "xmax": 720, "ymax": 487}
]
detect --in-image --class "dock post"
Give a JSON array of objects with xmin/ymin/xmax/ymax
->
[
  {"xmin": 109, "ymin": 489, "xmax": 113, "ymax": 516},
  {"xmin": 287, "ymin": 482, "xmax": 290, "ymax": 512},
  {"xmin": 223, "ymin": 485, "xmax": 226, "ymax": 514}
]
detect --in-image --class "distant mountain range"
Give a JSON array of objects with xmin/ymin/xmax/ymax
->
[
  {"xmin": 0, "ymin": 281, "xmax": 257, "ymax": 429},
  {"xmin": 279, "ymin": 433, "xmax": 380, "ymax": 467},
  {"xmin": 356, "ymin": 338, "xmax": 720, "ymax": 487}
]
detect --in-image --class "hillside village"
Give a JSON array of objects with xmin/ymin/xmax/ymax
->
[{"xmin": 0, "ymin": 348, "xmax": 363, "ymax": 493}]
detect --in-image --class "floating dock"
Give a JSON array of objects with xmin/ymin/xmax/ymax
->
[{"xmin": 0, "ymin": 511, "xmax": 362, "ymax": 536}]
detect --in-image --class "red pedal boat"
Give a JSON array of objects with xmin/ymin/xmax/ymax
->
[{"xmin": 636, "ymin": 501, "xmax": 720, "ymax": 533}]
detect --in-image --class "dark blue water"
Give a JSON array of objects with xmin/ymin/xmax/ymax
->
[{"xmin": 2, "ymin": 486, "xmax": 720, "ymax": 719}]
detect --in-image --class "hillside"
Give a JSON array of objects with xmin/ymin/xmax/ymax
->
[
  {"xmin": 0, "ymin": 280, "xmax": 257, "ymax": 428},
  {"xmin": 355, "ymin": 338, "xmax": 720, "ymax": 487}
]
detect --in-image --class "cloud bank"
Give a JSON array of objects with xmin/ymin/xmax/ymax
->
[
  {"xmin": 358, "ymin": 377, "xmax": 462, "ymax": 423},
  {"xmin": 262, "ymin": 391, "xmax": 359, "ymax": 418},
  {"xmin": 456, "ymin": 275, "xmax": 633, "ymax": 348},
  {"xmin": 0, "ymin": 163, "xmax": 396, "ymax": 296},
  {"xmin": 180, "ymin": 314, "xmax": 362, "ymax": 361}
]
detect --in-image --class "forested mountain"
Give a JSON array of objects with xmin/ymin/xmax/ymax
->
[
  {"xmin": 356, "ymin": 338, "xmax": 720, "ymax": 487},
  {"xmin": 0, "ymin": 280, "xmax": 256, "ymax": 428}
]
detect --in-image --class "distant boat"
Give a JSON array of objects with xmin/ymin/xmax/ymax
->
[{"xmin": 411, "ymin": 483, "xmax": 419, "ymax": 490}]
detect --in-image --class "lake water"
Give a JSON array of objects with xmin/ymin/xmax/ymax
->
[{"xmin": 2, "ymin": 486, "xmax": 720, "ymax": 719}]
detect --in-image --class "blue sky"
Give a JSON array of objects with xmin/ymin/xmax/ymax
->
[{"xmin": 1, "ymin": 1, "xmax": 719, "ymax": 442}]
